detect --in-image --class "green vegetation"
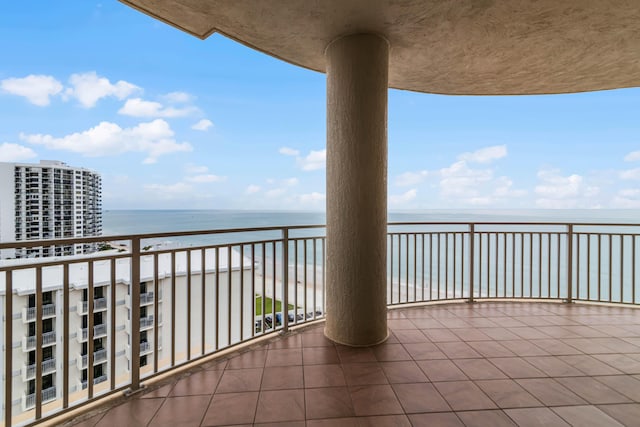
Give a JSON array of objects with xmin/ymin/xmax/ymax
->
[{"xmin": 255, "ymin": 296, "xmax": 294, "ymax": 316}]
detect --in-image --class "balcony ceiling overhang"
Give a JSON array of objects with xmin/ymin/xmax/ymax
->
[{"xmin": 120, "ymin": 0, "xmax": 640, "ymax": 95}]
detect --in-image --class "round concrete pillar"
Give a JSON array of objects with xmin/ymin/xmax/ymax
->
[{"xmin": 324, "ymin": 33, "xmax": 389, "ymax": 346}]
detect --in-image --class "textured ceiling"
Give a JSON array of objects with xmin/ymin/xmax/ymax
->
[{"xmin": 120, "ymin": 0, "xmax": 640, "ymax": 95}]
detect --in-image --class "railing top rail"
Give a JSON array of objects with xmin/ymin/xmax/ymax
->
[
  {"xmin": 0, "ymin": 224, "xmax": 327, "ymax": 250},
  {"xmin": 388, "ymin": 221, "xmax": 640, "ymax": 227},
  {"xmin": 3, "ymin": 221, "xmax": 639, "ymax": 252}
]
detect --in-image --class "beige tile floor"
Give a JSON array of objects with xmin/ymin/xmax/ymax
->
[{"xmin": 67, "ymin": 302, "xmax": 640, "ymax": 426}]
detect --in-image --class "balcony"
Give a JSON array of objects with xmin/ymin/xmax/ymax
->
[
  {"xmin": 23, "ymin": 386, "xmax": 56, "ymax": 411},
  {"xmin": 22, "ymin": 358, "xmax": 56, "ymax": 381},
  {"xmin": 2, "ymin": 222, "xmax": 639, "ymax": 427},
  {"xmin": 22, "ymin": 331, "xmax": 56, "ymax": 351},
  {"xmin": 139, "ymin": 315, "xmax": 155, "ymax": 330},
  {"xmin": 78, "ymin": 349, "xmax": 108, "ymax": 370},
  {"xmin": 77, "ymin": 324, "xmax": 107, "ymax": 342},
  {"xmin": 76, "ymin": 297, "xmax": 107, "ymax": 315},
  {"xmin": 80, "ymin": 375, "xmax": 108, "ymax": 390},
  {"xmin": 22, "ymin": 303, "xmax": 56, "ymax": 323},
  {"xmin": 140, "ymin": 291, "xmax": 155, "ymax": 305}
]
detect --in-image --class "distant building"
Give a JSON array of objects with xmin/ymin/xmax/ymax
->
[
  {"xmin": 0, "ymin": 160, "xmax": 102, "ymax": 259},
  {"xmin": 0, "ymin": 250, "xmax": 254, "ymax": 421}
]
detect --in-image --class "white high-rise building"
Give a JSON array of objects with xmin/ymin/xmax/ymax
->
[{"xmin": 0, "ymin": 160, "xmax": 102, "ymax": 259}]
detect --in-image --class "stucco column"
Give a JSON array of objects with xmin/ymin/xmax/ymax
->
[{"xmin": 325, "ymin": 33, "xmax": 389, "ymax": 346}]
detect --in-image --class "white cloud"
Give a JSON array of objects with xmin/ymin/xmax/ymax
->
[
  {"xmin": 118, "ymin": 98, "xmax": 197, "ymax": 118},
  {"xmin": 620, "ymin": 168, "xmax": 640, "ymax": 180},
  {"xmin": 458, "ymin": 145, "xmax": 507, "ymax": 164},
  {"xmin": 65, "ymin": 72, "xmax": 139, "ymax": 108},
  {"xmin": 284, "ymin": 177, "xmax": 299, "ymax": 186},
  {"xmin": 439, "ymin": 160, "xmax": 493, "ymax": 197},
  {"xmin": 279, "ymin": 147, "xmax": 299, "ymax": 156},
  {"xmin": 395, "ymin": 170, "xmax": 429, "ymax": 187},
  {"xmin": 191, "ymin": 119, "xmax": 213, "ymax": 131},
  {"xmin": 20, "ymin": 119, "xmax": 192, "ymax": 164},
  {"xmin": 162, "ymin": 91, "xmax": 193, "ymax": 103},
  {"xmin": 185, "ymin": 174, "xmax": 226, "ymax": 183},
  {"xmin": 297, "ymin": 149, "xmax": 326, "ymax": 171},
  {"xmin": 266, "ymin": 188, "xmax": 286, "ymax": 198},
  {"xmin": 185, "ymin": 164, "xmax": 209, "ymax": 174},
  {"xmin": 390, "ymin": 189, "xmax": 417, "ymax": 206},
  {"xmin": 391, "ymin": 146, "xmax": 524, "ymax": 207},
  {"xmin": 0, "ymin": 142, "xmax": 37, "ymax": 162},
  {"xmin": 0, "ymin": 75, "xmax": 63, "ymax": 106},
  {"xmin": 612, "ymin": 189, "xmax": 640, "ymax": 208},
  {"xmin": 246, "ymin": 184, "xmax": 261, "ymax": 194},
  {"xmin": 144, "ymin": 182, "xmax": 193, "ymax": 194},
  {"xmin": 624, "ymin": 151, "xmax": 640, "ymax": 162},
  {"xmin": 299, "ymin": 192, "xmax": 325, "ymax": 205},
  {"xmin": 534, "ymin": 168, "xmax": 600, "ymax": 208}
]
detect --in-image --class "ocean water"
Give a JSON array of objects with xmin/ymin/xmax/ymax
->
[{"xmin": 103, "ymin": 209, "xmax": 640, "ymax": 237}]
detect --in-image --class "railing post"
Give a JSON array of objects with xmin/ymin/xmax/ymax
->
[
  {"xmin": 129, "ymin": 237, "xmax": 142, "ymax": 393},
  {"xmin": 468, "ymin": 223, "xmax": 475, "ymax": 303},
  {"xmin": 282, "ymin": 228, "xmax": 289, "ymax": 333},
  {"xmin": 5, "ymin": 271, "xmax": 13, "ymax": 427},
  {"xmin": 566, "ymin": 224, "xmax": 574, "ymax": 303}
]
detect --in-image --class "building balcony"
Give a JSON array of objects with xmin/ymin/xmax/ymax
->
[
  {"xmin": 79, "ymin": 375, "xmax": 108, "ymax": 390},
  {"xmin": 78, "ymin": 349, "xmax": 108, "ymax": 370},
  {"xmin": 22, "ymin": 331, "xmax": 56, "ymax": 351},
  {"xmin": 22, "ymin": 303, "xmax": 56, "ymax": 323},
  {"xmin": 77, "ymin": 324, "xmax": 107, "ymax": 343},
  {"xmin": 76, "ymin": 297, "xmax": 108, "ymax": 315},
  {"xmin": 139, "ymin": 315, "xmax": 155, "ymax": 330},
  {"xmin": 140, "ymin": 291, "xmax": 155, "ymax": 305},
  {"xmin": 22, "ymin": 358, "xmax": 56, "ymax": 381},
  {"xmin": 23, "ymin": 386, "xmax": 56, "ymax": 411}
]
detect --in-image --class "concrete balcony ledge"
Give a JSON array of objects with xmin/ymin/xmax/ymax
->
[{"xmin": 64, "ymin": 301, "xmax": 640, "ymax": 427}]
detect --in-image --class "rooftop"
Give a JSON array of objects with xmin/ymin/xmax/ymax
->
[{"xmin": 67, "ymin": 301, "xmax": 640, "ymax": 426}]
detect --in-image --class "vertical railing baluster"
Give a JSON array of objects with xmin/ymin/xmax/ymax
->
[
  {"xmin": 251, "ymin": 245, "xmax": 256, "ymax": 337},
  {"xmin": 597, "ymin": 234, "xmax": 602, "ymax": 302},
  {"xmin": 453, "ymin": 233, "xmax": 457, "ymax": 299},
  {"xmin": 171, "ymin": 251, "xmax": 176, "ymax": 364},
  {"xmin": 445, "ymin": 233, "xmax": 449, "ymax": 299},
  {"xmin": 587, "ymin": 234, "xmax": 591, "ymax": 301},
  {"xmin": 239, "ymin": 245, "xmax": 244, "ymax": 340},
  {"xmin": 64, "ymin": 263, "xmax": 70, "ymax": 407},
  {"xmin": 201, "ymin": 249, "xmax": 206, "ymax": 352},
  {"xmin": 413, "ymin": 233, "xmax": 417, "ymax": 302},
  {"xmin": 566, "ymin": 225, "xmax": 573, "ymax": 303},
  {"xmin": 294, "ymin": 240, "xmax": 298, "ymax": 325},
  {"xmin": 468, "ymin": 224, "xmax": 475, "ymax": 303},
  {"xmin": 152, "ymin": 254, "xmax": 159, "ymax": 373},
  {"xmin": 5, "ymin": 271, "xmax": 12, "ymax": 427},
  {"xmin": 282, "ymin": 229, "xmax": 289, "ymax": 333},
  {"xmin": 186, "ymin": 250, "xmax": 191, "ymax": 359},
  {"xmin": 576, "ymin": 233, "xmax": 581, "ymax": 300},
  {"xmin": 229, "ymin": 245, "xmax": 233, "ymax": 343},
  {"xmin": 620, "ymin": 235, "xmax": 624, "ymax": 303},
  {"xmin": 609, "ymin": 235, "xmax": 613, "ymax": 302},
  {"xmin": 35, "ymin": 266, "xmax": 42, "ymax": 418},
  {"xmin": 216, "ymin": 246, "xmax": 221, "ymax": 345},
  {"xmin": 312, "ymin": 239, "xmax": 316, "ymax": 319},
  {"xmin": 389, "ymin": 234, "xmax": 394, "ymax": 304},
  {"xmin": 130, "ymin": 237, "xmax": 141, "ymax": 391},
  {"xmin": 88, "ymin": 261, "xmax": 94, "ymax": 398}
]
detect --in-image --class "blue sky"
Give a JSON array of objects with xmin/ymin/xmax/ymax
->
[{"xmin": 0, "ymin": 2, "xmax": 639, "ymax": 210}]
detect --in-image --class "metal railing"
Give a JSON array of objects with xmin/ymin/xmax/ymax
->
[
  {"xmin": 79, "ymin": 349, "xmax": 108, "ymax": 369},
  {"xmin": 23, "ymin": 387, "xmax": 56, "ymax": 410},
  {"xmin": 78, "ymin": 298, "xmax": 107, "ymax": 314},
  {"xmin": 23, "ymin": 358, "xmax": 56, "ymax": 381},
  {"xmin": 23, "ymin": 331, "xmax": 57, "ymax": 351},
  {"xmin": 23, "ymin": 303, "xmax": 56, "ymax": 322},
  {"xmin": 1, "ymin": 222, "xmax": 639, "ymax": 426}
]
